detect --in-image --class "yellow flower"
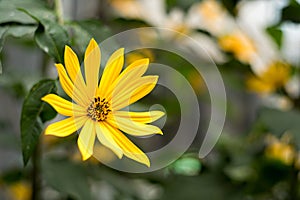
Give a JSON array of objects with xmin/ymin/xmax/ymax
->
[
  {"xmin": 110, "ymin": 0, "xmax": 142, "ymax": 19},
  {"xmin": 42, "ymin": 38, "xmax": 164, "ymax": 167},
  {"xmin": 265, "ymin": 135, "xmax": 295, "ymax": 165},
  {"xmin": 8, "ymin": 181, "xmax": 31, "ymax": 200},
  {"xmin": 196, "ymin": 0, "xmax": 231, "ymax": 35},
  {"xmin": 218, "ymin": 31, "xmax": 256, "ymax": 63},
  {"xmin": 247, "ymin": 61, "xmax": 291, "ymax": 94},
  {"xmin": 198, "ymin": 0, "xmax": 224, "ymax": 22},
  {"xmin": 187, "ymin": 71, "xmax": 205, "ymax": 95}
]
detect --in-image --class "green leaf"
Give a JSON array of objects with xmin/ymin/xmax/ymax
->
[
  {"xmin": 0, "ymin": 0, "xmax": 37, "ymax": 24},
  {"xmin": 165, "ymin": 0, "xmax": 199, "ymax": 12},
  {"xmin": 76, "ymin": 20, "xmax": 111, "ymax": 41},
  {"xmin": 40, "ymin": 102, "xmax": 57, "ymax": 123},
  {"xmin": 259, "ymin": 108, "xmax": 300, "ymax": 148},
  {"xmin": 0, "ymin": 26, "xmax": 9, "ymax": 38},
  {"xmin": 4, "ymin": 25, "xmax": 36, "ymax": 38},
  {"xmin": 66, "ymin": 20, "xmax": 111, "ymax": 55},
  {"xmin": 21, "ymin": 79, "xmax": 57, "ymax": 166},
  {"xmin": 266, "ymin": 26, "xmax": 283, "ymax": 48},
  {"xmin": 65, "ymin": 23, "xmax": 91, "ymax": 54},
  {"xmin": 170, "ymin": 156, "xmax": 201, "ymax": 176},
  {"xmin": 221, "ymin": 0, "xmax": 242, "ymax": 16},
  {"xmin": 224, "ymin": 165, "xmax": 255, "ymax": 182},
  {"xmin": 0, "ymin": 25, "xmax": 36, "ymax": 79},
  {"xmin": 43, "ymin": 158, "xmax": 92, "ymax": 200},
  {"xmin": 18, "ymin": 7, "xmax": 56, "ymax": 24},
  {"xmin": 0, "ymin": 26, "xmax": 8, "ymax": 73},
  {"xmin": 281, "ymin": 2, "xmax": 300, "ymax": 23},
  {"xmin": 34, "ymin": 22, "xmax": 68, "ymax": 63},
  {"xmin": 20, "ymin": 9, "xmax": 69, "ymax": 62},
  {"xmin": 0, "ymin": 170, "xmax": 23, "ymax": 184}
]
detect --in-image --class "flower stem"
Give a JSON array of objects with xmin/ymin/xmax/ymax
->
[
  {"xmin": 31, "ymin": 47, "xmax": 50, "ymax": 200},
  {"xmin": 31, "ymin": 141, "xmax": 42, "ymax": 200},
  {"xmin": 54, "ymin": 0, "xmax": 64, "ymax": 25}
]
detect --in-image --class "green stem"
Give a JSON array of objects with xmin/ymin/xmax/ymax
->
[
  {"xmin": 54, "ymin": 0, "xmax": 64, "ymax": 25},
  {"xmin": 289, "ymin": 156, "xmax": 299, "ymax": 200},
  {"xmin": 41, "ymin": 53, "xmax": 50, "ymax": 77},
  {"xmin": 31, "ymin": 47, "xmax": 50, "ymax": 200},
  {"xmin": 31, "ymin": 140, "xmax": 42, "ymax": 200}
]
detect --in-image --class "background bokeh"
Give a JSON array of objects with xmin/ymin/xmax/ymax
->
[{"xmin": 1, "ymin": 0, "xmax": 300, "ymax": 199}]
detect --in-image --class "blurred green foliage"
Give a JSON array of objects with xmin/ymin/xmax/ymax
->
[{"xmin": 0, "ymin": 0, "xmax": 300, "ymax": 199}]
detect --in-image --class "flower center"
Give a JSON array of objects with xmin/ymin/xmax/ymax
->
[{"xmin": 87, "ymin": 97, "xmax": 111, "ymax": 122}]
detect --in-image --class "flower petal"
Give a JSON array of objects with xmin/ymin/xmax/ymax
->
[
  {"xmin": 127, "ymin": 78, "xmax": 158, "ymax": 105},
  {"xmin": 111, "ymin": 76, "xmax": 158, "ymax": 110},
  {"xmin": 44, "ymin": 116, "xmax": 87, "ymax": 137},
  {"xmin": 84, "ymin": 38, "xmax": 101, "ymax": 98},
  {"xmin": 108, "ymin": 116, "xmax": 163, "ymax": 136},
  {"xmin": 105, "ymin": 58, "xmax": 149, "ymax": 99},
  {"xmin": 246, "ymin": 75, "xmax": 275, "ymax": 94},
  {"xmin": 99, "ymin": 48, "xmax": 124, "ymax": 97},
  {"xmin": 42, "ymin": 94, "xmax": 86, "ymax": 117},
  {"xmin": 77, "ymin": 119, "xmax": 96, "ymax": 160},
  {"xmin": 64, "ymin": 46, "xmax": 90, "ymax": 101},
  {"xmin": 104, "ymin": 122, "xmax": 150, "ymax": 167},
  {"xmin": 64, "ymin": 46, "xmax": 81, "ymax": 83},
  {"xmin": 113, "ymin": 111, "xmax": 165, "ymax": 123},
  {"xmin": 95, "ymin": 122, "xmax": 123, "ymax": 158},
  {"xmin": 119, "ymin": 58, "xmax": 149, "ymax": 79},
  {"xmin": 56, "ymin": 63, "xmax": 89, "ymax": 106}
]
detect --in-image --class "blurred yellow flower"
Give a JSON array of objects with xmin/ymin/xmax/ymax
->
[
  {"xmin": 198, "ymin": 0, "xmax": 224, "ymax": 22},
  {"xmin": 42, "ymin": 38, "xmax": 164, "ymax": 167},
  {"xmin": 110, "ymin": 0, "xmax": 142, "ymax": 19},
  {"xmin": 265, "ymin": 134, "xmax": 295, "ymax": 165},
  {"xmin": 247, "ymin": 61, "xmax": 291, "ymax": 94},
  {"xmin": 194, "ymin": 0, "xmax": 234, "ymax": 35},
  {"xmin": 218, "ymin": 31, "xmax": 256, "ymax": 63},
  {"xmin": 8, "ymin": 181, "xmax": 31, "ymax": 200},
  {"xmin": 109, "ymin": 0, "xmax": 226, "ymax": 63},
  {"xmin": 188, "ymin": 71, "xmax": 205, "ymax": 95}
]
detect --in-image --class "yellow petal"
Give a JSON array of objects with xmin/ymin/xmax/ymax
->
[
  {"xmin": 44, "ymin": 116, "xmax": 87, "ymax": 137},
  {"xmin": 111, "ymin": 76, "xmax": 158, "ymax": 110},
  {"xmin": 84, "ymin": 38, "xmax": 101, "ymax": 98},
  {"xmin": 99, "ymin": 48, "xmax": 124, "ymax": 97},
  {"xmin": 95, "ymin": 122, "xmax": 123, "ymax": 158},
  {"xmin": 120, "ymin": 58, "xmax": 149, "ymax": 78},
  {"xmin": 108, "ymin": 116, "xmax": 163, "ymax": 136},
  {"xmin": 246, "ymin": 75, "xmax": 275, "ymax": 94},
  {"xmin": 42, "ymin": 94, "xmax": 86, "ymax": 117},
  {"xmin": 127, "ymin": 78, "xmax": 157, "ymax": 105},
  {"xmin": 104, "ymin": 122, "xmax": 150, "ymax": 167},
  {"xmin": 55, "ymin": 63, "xmax": 89, "ymax": 106},
  {"xmin": 64, "ymin": 46, "xmax": 81, "ymax": 83},
  {"xmin": 113, "ymin": 111, "xmax": 165, "ymax": 123},
  {"xmin": 105, "ymin": 58, "xmax": 149, "ymax": 99},
  {"xmin": 113, "ymin": 66, "xmax": 150, "ymax": 92},
  {"xmin": 64, "ymin": 46, "xmax": 90, "ymax": 101},
  {"xmin": 77, "ymin": 119, "xmax": 96, "ymax": 160}
]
